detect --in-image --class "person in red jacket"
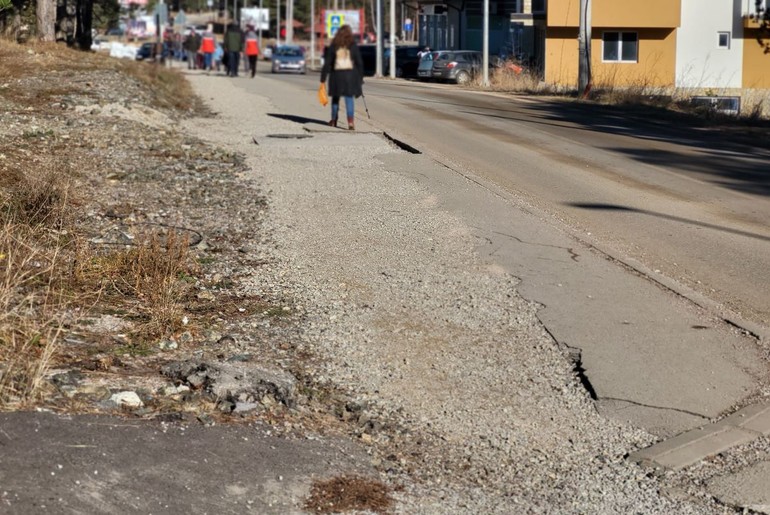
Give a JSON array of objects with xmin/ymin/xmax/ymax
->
[
  {"xmin": 200, "ymin": 26, "xmax": 216, "ymax": 72},
  {"xmin": 244, "ymin": 25, "xmax": 260, "ymax": 78}
]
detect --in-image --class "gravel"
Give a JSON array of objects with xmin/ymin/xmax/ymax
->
[
  {"xmin": 183, "ymin": 75, "xmax": 731, "ymax": 513},
  {"xmin": 1, "ymin": 48, "xmax": 745, "ymax": 511}
]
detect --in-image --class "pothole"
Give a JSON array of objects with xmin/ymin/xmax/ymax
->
[
  {"xmin": 561, "ymin": 343, "xmax": 597, "ymax": 400},
  {"xmin": 382, "ymin": 132, "xmax": 421, "ymax": 154},
  {"xmin": 266, "ymin": 134, "xmax": 314, "ymax": 139}
]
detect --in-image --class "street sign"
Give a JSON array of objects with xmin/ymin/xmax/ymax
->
[
  {"xmin": 323, "ymin": 10, "xmax": 361, "ymax": 38},
  {"xmin": 174, "ymin": 10, "xmax": 186, "ymax": 32},
  {"xmin": 241, "ymin": 7, "xmax": 270, "ymax": 30},
  {"xmin": 154, "ymin": 2, "xmax": 168, "ymax": 27},
  {"xmin": 328, "ymin": 13, "xmax": 343, "ymax": 36}
]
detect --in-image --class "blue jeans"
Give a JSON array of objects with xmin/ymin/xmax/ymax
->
[
  {"xmin": 331, "ymin": 96, "xmax": 355, "ymax": 119},
  {"xmin": 203, "ymin": 52, "xmax": 213, "ymax": 70}
]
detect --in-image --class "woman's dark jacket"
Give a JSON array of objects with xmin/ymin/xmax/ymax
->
[{"xmin": 321, "ymin": 43, "xmax": 364, "ymax": 98}]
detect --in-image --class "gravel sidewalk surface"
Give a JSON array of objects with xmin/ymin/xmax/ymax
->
[{"xmin": 183, "ymin": 74, "xmax": 732, "ymax": 513}]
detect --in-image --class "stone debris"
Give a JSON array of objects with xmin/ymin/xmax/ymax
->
[
  {"xmin": 162, "ymin": 360, "xmax": 297, "ymax": 411},
  {"xmin": 110, "ymin": 391, "xmax": 144, "ymax": 408}
]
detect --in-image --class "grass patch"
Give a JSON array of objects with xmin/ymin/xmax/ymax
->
[
  {"xmin": 0, "ymin": 37, "xmax": 207, "ymax": 406},
  {"xmin": 472, "ymin": 66, "xmax": 551, "ymax": 94},
  {"xmin": 0, "ymin": 38, "xmax": 201, "ymax": 113},
  {"xmin": 73, "ymin": 231, "xmax": 196, "ymax": 340},
  {"xmin": 304, "ymin": 475, "xmax": 393, "ymax": 514},
  {"xmin": 0, "ymin": 220, "xmax": 66, "ymax": 407}
]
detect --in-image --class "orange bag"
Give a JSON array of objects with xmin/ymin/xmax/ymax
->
[{"xmin": 318, "ymin": 83, "xmax": 329, "ymax": 107}]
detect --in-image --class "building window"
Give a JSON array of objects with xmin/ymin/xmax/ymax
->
[
  {"xmin": 602, "ymin": 32, "xmax": 638, "ymax": 63},
  {"xmin": 718, "ymin": 32, "xmax": 730, "ymax": 49}
]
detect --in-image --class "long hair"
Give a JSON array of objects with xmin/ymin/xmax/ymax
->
[{"xmin": 331, "ymin": 25, "xmax": 355, "ymax": 49}]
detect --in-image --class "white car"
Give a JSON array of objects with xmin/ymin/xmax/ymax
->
[{"xmin": 91, "ymin": 37, "xmax": 112, "ymax": 51}]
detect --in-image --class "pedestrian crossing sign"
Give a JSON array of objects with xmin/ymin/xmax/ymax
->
[{"xmin": 326, "ymin": 12, "xmax": 344, "ymax": 37}]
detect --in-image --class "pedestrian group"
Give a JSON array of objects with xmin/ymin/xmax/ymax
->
[
  {"xmin": 181, "ymin": 23, "xmax": 260, "ymax": 78},
  {"xmin": 178, "ymin": 22, "xmax": 366, "ymax": 131}
]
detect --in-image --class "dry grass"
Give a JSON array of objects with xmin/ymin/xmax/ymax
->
[
  {"xmin": 472, "ymin": 66, "xmax": 551, "ymax": 94},
  {"xmin": 0, "ymin": 134, "xmax": 78, "ymax": 406},
  {"xmin": 0, "ymin": 166, "xmax": 74, "ymax": 228},
  {"xmin": 127, "ymin": 62, "xmax": 199, "ymax": 111},
  {"xmin": 0, "ymin": 37, "xmax": 203, "ymax": 405},
  {"xmin": 0, "ymin": 219, "xmax": 66, "ymax": 407},
  {"xmin": 73, "ymin": 231, "xmax": 195, "ymax": 340},
  {"xmin": 0, "ymin": 38, "xmax": 199, "ymax": 112},
  {"xmin": 304, "ymin": 475, "xmax": 393, "ymax": 514}
]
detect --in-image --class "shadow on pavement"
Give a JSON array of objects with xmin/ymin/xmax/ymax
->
[
  {"xmin": 267, "ymin": 113, "xmax": 329, "ymax": 126},
  {"xmin": 567, "ymin": 202, "xmax": 770, "ymax": 242}
]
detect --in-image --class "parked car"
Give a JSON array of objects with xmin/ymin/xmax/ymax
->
[
  {"xmin": 90, "ymin": 37, "xmax": 111, "ymax": 51},
  {"xmin": 271, "ymin": 45, "xmax": 306, "ymax": 74},
  {"xmin": 135, "ymin": 42, "xmax": 155, "ymax": 61},
  {"xmin": 430, "ymin": 50, "xmax": 484, "ymax": 84},
  {"xmin": 384, "ymin": 45, "xmax": 421, "ymax": 78},
  {"xmin": 358, "ymin": 44, "xmax": 378, "ymax": 76},
  {"xmin": 262, "ymin": 44, "xmax": 274, "ymax": 61},
  {"xmin": 417, "ymin": 50, "xmax": 441, "ymax": 80},
  {"xmin": 106, "ymin": 27, "xmax": 125, "ymax": 37}
]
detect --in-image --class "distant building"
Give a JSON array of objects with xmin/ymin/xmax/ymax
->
[{"xmin": 544, "ymin": 0, "xmax": 770, "ymax": 91}]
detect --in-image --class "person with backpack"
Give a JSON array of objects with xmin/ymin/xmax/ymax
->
[
  {"xmin": 320, "ymin": 25, "xmax": 364, "ymax": 130},
  {"xmin": 224, "ymin": 22, "xmax": 244, "ymax": 77}
]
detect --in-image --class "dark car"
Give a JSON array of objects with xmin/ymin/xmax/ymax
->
[
  {"xmin": 135, "ymin": 42, "xmax": 154, "ymax": 61},
  {"xmin": 358, "ymin": 44, "xmax": 378, "ymax": 76},
  {"xmin": 384, "ymin": 45, "xmax": 420, "ymax": 78},
  {"xmin": 431, "ymin": 50, "xmax": 483, "ymax": 84}
]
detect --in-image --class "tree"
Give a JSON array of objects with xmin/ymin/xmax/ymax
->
[
  {"xmin": 755, "ymin": 0, "xmax": 770, "ymax": 54},
  {"xmin": 36, "ymin": 0, "xmax": 55, "ymax": 40},
  {"xmin": 74, "ymin": 0, "xmax": 93, "ymax": 50}
]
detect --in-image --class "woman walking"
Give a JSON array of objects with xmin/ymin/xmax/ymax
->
[{"xmin": 320, "ymin": 25, "xmax": 364, "ymax": 130}]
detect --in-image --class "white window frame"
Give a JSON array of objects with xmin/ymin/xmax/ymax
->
[
  {"xmin": 717, "ymin": 31, "xmax": 731, "ymax": 49},
  {"xmin": 602, "ymin": 31, "xmax": 639, "ymax": 63}
]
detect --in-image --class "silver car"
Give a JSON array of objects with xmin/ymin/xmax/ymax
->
[
  {"xmin": 417, "ymin": 51, "xmax": 440, "ymax": 80},
  {"xmin": 270, "ymin": 45, "xmax": 306, "ymax": 74}
]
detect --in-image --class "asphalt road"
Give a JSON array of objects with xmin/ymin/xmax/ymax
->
[{"xmin": 270, "ymin": 71, "xmax": 770, "ymax": 336}]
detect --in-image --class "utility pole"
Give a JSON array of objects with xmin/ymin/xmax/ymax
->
[
  {"xmin": 375, "ymin": 0, "xmax": 383, "ymax": 76},
  {"xmin": 578, "ymin": 0, "xmax": 592, "ymax": 97},
  {"xmin": 389, "ymin": 0, "xmax": 395, "ymax": 77},
  {"xmin": 310, "ymin": 0, "xmax": 316, "ymax": 68},
  {"xmin": 258, "ymin": 0, "xmax": 263, "ymax": 50},
  {"xmin": 286, "ymin": 0, "xmax": 293, "ymax": 43},
  {"xmin": 277, "ymin": 0, "xmax": 281, "ymax": 45},
  {"xmin": 482, "ymin": 0, "xmax": 489, "ymax": 86}
]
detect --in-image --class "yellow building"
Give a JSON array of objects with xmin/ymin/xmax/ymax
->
[{"xmin": 544, "ymin": 0, "xmax": 770, "ymax": 92}]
